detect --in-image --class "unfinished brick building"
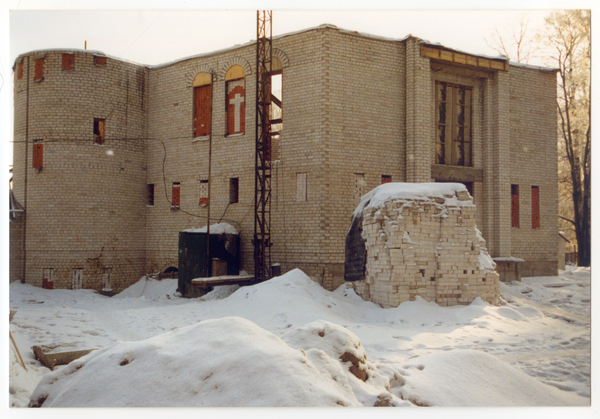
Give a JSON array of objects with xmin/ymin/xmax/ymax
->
[{"xmin": 10, "ymin": 24, "xmax": 558, "ymax": 293}]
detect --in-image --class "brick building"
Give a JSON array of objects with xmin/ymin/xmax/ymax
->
[{"xmin": 10, "ymin": 24, "xmax": 558, "ymax": 293}]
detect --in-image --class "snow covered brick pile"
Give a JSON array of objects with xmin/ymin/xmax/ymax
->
[{"xmin": 346, "ymin": 183, "xmax": 500, "ymax": 308}]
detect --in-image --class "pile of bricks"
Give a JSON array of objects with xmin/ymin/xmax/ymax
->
[{"xmin": 353, "ymin": 187, "xmax": 500, "ymax": 307}]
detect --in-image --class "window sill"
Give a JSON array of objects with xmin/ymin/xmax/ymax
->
[
  {"xmin": 192, "ymin": 136, "xmax": 210, "ymax": 143},
  {"xmin": 225, "ymin": 133, "xmax": 245, "ymax": 138}
]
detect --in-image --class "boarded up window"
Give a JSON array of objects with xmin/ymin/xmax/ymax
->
[
  {"xmin": 94, "ymin": 119, "xmax": 105, "ymax": 144},
  {"xmin": 147, "ymin": 184, "xmax": 155, "ymax": 206},
  {"xmin": 511, "ymin": 185, "xmax": 519, "ymax": 228},
  {"xmin": 102, "ymin": 268, "xmax": 112, "ymax": 291},
  {"xmin": 226, "ymin": 79, "xmax": 245, "ymax": 135},
  {"xmin": 296, "ymin": 173, "xmax": 307, "ymax": 202},
  {"xmin": 381, "ymin": 175, "xmax": 392, "ymax": 184},
  {"xmin": 172, "ymin": 182, "xmax": 180, "ymax": 207},
  {"xmin": 17, "ymin": 62, "xmax": 23, "ymax": 80},
  {"xmin": 355, "ymin": 173, "xmax": 366, "ymax": 203},
  {"xmin": 229, "ymin": 178, "xmax": 239, "ymax": 204},
  {"xmin": 72, "ymin": 269, "xmax": 83, "ymax": 290},
  {"xmin": 193, "ymin": 84, "xmax": 211, "ymax": 138},
  {"xmin": 94, "ymin": 56, "xmax": 107, "ymax": 66},
  {"xmin": 532, "ymin": 186, "xmax": 540, "ymax": 229},
  {"xmin": 33, "ymin": 141, "xmax": 43, "ymax": 169},
  {"xmin": 435, "ymin": 81, "xmax": 472, "ymax": 166},
  {"xmin": 43, "ymin": 268, "xmax": 54, "ymax": 290},
  {"xmin": 199, "ymin": 179, "xmax": 209, "ymax": 206},
  {"xmin": 62, "ymin": 53, "xmax": 74, "ymax": 70},
  {"xmin": 34, "ymin": 58, "xmax": 45, "ymax": 81}
]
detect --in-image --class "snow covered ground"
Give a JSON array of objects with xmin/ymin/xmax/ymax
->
[{"xmin": 8, "ymin": 266, "xmax": 592, "ymax": 409}]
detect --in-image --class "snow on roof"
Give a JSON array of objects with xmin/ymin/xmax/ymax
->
[
  {"xmin": 354, "ymin": 182, "xmax": 471, "ymax": 217},
  {"xmin": 183, "ymin": 222, "xmax": 239, "ymax": 235}
]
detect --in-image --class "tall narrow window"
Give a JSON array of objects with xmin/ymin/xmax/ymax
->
[
  {"xmin": 94, "ymin": 119, "xmax": 105, "ymax": 144},
  {"xmin": 72, "ymin": 269, "xmax": 83, "ymax": 290},
  {"xmin": 199, "ymin": 179, "xmax": 209, "ymax": 206},
  {"xmin": 172, "ymin": 182, "xmax": 180, "ymax": 208},
  {"xmin": 270, "ymin": 57, "xmax": 283, "ymax": 137},
  {"xmin": 62, "ymin": 53, "xmax": 75, "ymax": 71},
  {"xmin": 43, "ymin": 268, "xmax": 54, "ymax": 290},
  {"xmin": 296, "ymin": 173, "xmax": 307, "ymax": 202},
  {"xmin": 193, "ymin": 72, "xmax": 212, "ymax": 138},
  {"xmin": 102, "ymin": 268, "xmax": 112, "ymax": 291},
  {"xmin": 229, "ymin": 178, "xmax": 239, "ymax": 204},
  {"xmin": 435, "ymin": 81, "xmax": 472, "ymax": 166},
  {"xmin": 147, "ymin": 184, "xmax": 155, "ymax": 206},
  {"xmin": 531, "ymin": 186, "xmax": 540, "ymax": 229},
  {"xmin": 381, "ymin": 175, "xmax": 392, "ymax": 184},
  {"xmin": 34, "ymin": 58, "xmax": 45, "ymax": 82},
  {"xmin": 17, "ymin": 62, "xmax": 23, "ymax": 80},
  {"xmin": 511, "ymin": 185, "xmax": 520, "ymax": 228},
  {"xmin": 33, "ymin": 140, "xmax": 43, "ymax": 169},
  {"xmin": 225, "ymin": 65, "xmax": 246, "ymax": 136}
]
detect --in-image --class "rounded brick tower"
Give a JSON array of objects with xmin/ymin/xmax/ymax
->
[{"xmin": 11, "ymin": 49, "xmax": 149, "ymax": 292}]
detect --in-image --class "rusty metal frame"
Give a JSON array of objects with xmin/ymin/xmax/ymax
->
[{"xmin": 254, "ymin": 10, "xmax": 273, "ymax": 281}]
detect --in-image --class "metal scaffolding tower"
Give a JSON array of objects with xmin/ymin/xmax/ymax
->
[{"xmin": 254, "ymin": 10, "xmax": 273, "ymax": 281}]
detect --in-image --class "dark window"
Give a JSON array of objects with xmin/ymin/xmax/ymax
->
[
  {"xmin": 94, "ymin": 56, "xmax": 107, "ymax": 66},
  {"xmin": 147, "ymin": 184, "xmax": 155, "ymax": 206},
  {"xmin": 511, "ymin": 185, "xmax": 520, "ymax": 228},
  {"xmin": 34, "ymin": 58, "xmax": 45, "ymax": 82},
  {"xmin": 62, "ymin": 53, "xmax": 74, "ymax": 71},
  {"xmin": 94, "ymin": 119, "xmax": 105, "ymax": 144},
  {"xmin": 532, "ymin": 186, "xmax": 540, "ymax": 229},
  {"xmin": 381, "ymin": 175, "xmax": 392, "ymax": 184},
  {"xmin": 229, "ymin": 178, "xmax": 239, "ymax": 204},
  {"xmin": 33, "ymin": 141, "xmax": 43, "ymax": 169},
  {"xmin": 172, "ymin": 182, "xmax": 180, "ymax": 208},
  {"xmin": 435, "ymin": 81, "xmax": 472, "ymax": 166}
]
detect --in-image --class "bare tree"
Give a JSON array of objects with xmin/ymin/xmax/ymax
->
[
  {"xmin": 538, "ymin": 10, "xmax": 591, "ymax": 266},
  {"xmin": 485, "ymin": 14, "xmax": 535, "ymax": 63}
]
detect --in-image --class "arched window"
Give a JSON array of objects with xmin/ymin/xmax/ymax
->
[
  {"xmin": 225, "ymin": 65, "xmax": 246, "ymax": 136},
  {"xmin": 193, "ymin": 72, "xmax": 212, "ymax": 139}
]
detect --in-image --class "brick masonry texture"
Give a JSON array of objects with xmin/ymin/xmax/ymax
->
[
  {"xmin": 10, "ymin": 25, "xmax": 559, "ymax": 293},
  {"xmin": 351, "ymin": 187, "xmax": 500, "ymax": 307}
]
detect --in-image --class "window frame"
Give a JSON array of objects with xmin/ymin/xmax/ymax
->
[{"xmin": 435, "ymin": 81, "xmax": 473, "ymax": 167}]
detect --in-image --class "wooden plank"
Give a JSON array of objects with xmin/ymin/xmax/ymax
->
[
  {"xmin": 32, "ymin": 345, "xmax": 95, "ymax": 370},
  {"xmin": 192, "ymin": 274, "xmax": 255, "ymax": 287}
]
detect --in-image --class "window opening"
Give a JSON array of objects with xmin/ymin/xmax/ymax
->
[
  {"xmin": 435, "ymin": 81, "xmax": 472, "ymax": 166},
  {"xmin": 72, "ymin": 269, "xmax": 83, "ymax": 290},
  {"xmin": 147, "ymin": 184, "xmax": 155, "ymax": 206},
  {"xmin": 94, "ymin": 119, "xmax": 106, "ymax": 145},
  {"xmin": 296, "ymin": 173, "xmax": 307, "ymax": 202},
  {"xmin": 17, "ymin": 62, "xmax": 23, "ymax": 80},
  {"xmin": 94, "ymin": 56, "xmax": 107, "ymax": 66},
  {"xmin": 229, "ymin": 178, "xmax": 239, "ymax": 204},
  {"xmin": 34, "ymin": 58, "xmax": 45, "ymax": 82},
  {"xmin": 193, "ymin": 72, "xmax": 212, "ymax": 138},
  {"xmin": 172, "ymin": 182, "xmax": 180, "ymax": 208},
  {"xmin": 511, "ymin": 185, "xmax": 520, "ymax": 228},
  {"xmin": 531, "ymin": 186, "xmax": 540, "ymax": 229},
  {"xmin": 102, "ymin": 268, "xmax": 112, "ymax": 291},
  {"xmin": 225, "ymin": 65, "xmax": 246, "ymax": 136},
  {"xmin": 199, "ymin": 179, "xmax": 209, "ymax": 206},
  {"xmin": 43, "ymin": 268, "xmax": 54, "ymax": 290},
  {"xmin": 62, "ymin": 53, "xmax": 74, "ymax": 71},
  {"xmin": 33, "ymin": 140, "xmax": 43, "ymax": 169},
  {"xmin": 381, "ymin": 175, "xmax": 392, "ymax": 184}
]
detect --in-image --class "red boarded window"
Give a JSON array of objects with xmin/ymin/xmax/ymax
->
[
  {"xmin": 172, "ymin": 183, "xmax": 180, "ymax": 207},
  {"xmin": 381, "ymin": 175, "xmax": 392, "ymax": 184},
  {"xmin": 226, "ymin": 79, "xmax": 245, "ymax": 135},
  {"xmin": 94, "ymin": 56, "xmax": 107, "ymax": 66},
  {"xmin": 94, "ymin": 119, "xmax": 105, "ymax": 144},
  {"xmin": 17, "ymin": 62, "xmax": 23, "ymax": 80},
  {"xmin": 33, "ymin": 142, "xmax": 43, "ymax": 169},
  {"xmin": 194, "ymin": 85, "xmax": 211, "ymax": 137},
  {"xmin": 62, "ymin": 53, "xmax": 74, "ymax": 70},
  {"xmin": 34, "ymin": 58, "xmax": 45, "ymax": 81},
  {"xmin": 531, "ymin": 186, "xmax": 540, "ymax": 229},
  {"xmin": 511, "ymin": 185, "xmax": 520, "ymax": 228}
]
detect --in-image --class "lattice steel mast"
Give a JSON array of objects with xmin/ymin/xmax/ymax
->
[{"xmin": 254, "ymin": 10, "xmax": 273, "ymax": 281}]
